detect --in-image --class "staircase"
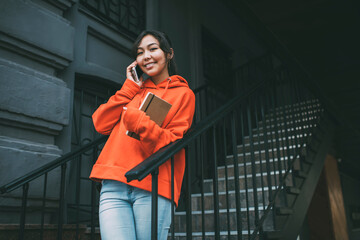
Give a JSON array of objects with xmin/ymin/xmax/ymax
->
[
  {"xmin": 0, "ymin": 72, "xmax": 336, "ymax": 240},
  {"xmin": 168, "ymin": 99, "xmax": 334, "ymax": 239}
]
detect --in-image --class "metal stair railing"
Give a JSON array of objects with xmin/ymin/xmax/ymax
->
[
  {"xmin": 125, "ymin": 62, "xmax": 328, "ymax": 240},
  {"xmin": 0, "ymin": 135, "xmax": 107, "ymax": 240},
  {"xmin": 0, "ymin": 83, "xmax": 217, "ymax": 240},
  {"xmin": 0, "ymin": 55, "xmax": 332, "ymax": 240}
]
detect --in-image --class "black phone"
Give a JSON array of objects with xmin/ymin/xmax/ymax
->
[{"xmin": 131, "ymin": 65, "xmax": 143, "ymax": 82}]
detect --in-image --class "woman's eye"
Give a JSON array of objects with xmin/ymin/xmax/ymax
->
[
  {"xmin": 150, "ymin": 48, "xmax": 157, "ymax": 51},
  {"xmin": 137, "ymin": 51, "xmax": 143, "ymax": 56}
]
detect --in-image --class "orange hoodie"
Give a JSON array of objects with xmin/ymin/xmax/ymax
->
[{"xmin": 90, "ymin": 75, "xmax": 195, "ymax": 205}]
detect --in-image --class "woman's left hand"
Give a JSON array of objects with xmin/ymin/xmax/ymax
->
[{"xmin": 126, "ymin": 61, "xmax": 143, "ymax": 87}]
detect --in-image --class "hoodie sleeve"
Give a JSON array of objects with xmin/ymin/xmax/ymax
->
[
  {"xmin": 92, "ymin": 79, "xmax": 140, "ymax": 135},
  {"xmin": 123, "ymin": 89, "xmax": 195, "ymax": 154}
]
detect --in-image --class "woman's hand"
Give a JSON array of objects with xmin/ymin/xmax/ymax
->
[{"xmin": 126, "ymin": 61, "xmax": 143, "ymax": 87}]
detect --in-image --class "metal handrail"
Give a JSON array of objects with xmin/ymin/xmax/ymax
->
[
  {"xmin": 0, "ymin": 83, "xmax": 215, "ymax": 195},
  {"xmin": 125, "ymin": 79, "xmax": 266, "ymax": 182},
  {"xmin": 0, "ymin": 135, "xmax": 108, "ymax": 194}
]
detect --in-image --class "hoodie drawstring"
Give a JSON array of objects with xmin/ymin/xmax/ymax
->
[{"xmin": 160, "ymin": 78, "xmax": 171, "ymax": 98}]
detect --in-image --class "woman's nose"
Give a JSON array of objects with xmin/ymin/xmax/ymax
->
[{"xmin": 144, "ymin": 50, "xmax": 151, "ymax": 59}]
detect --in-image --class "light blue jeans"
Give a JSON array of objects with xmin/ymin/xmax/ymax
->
[{"xmin": 99, "ymin": 180, "xmax": 172, "ymax": 240}]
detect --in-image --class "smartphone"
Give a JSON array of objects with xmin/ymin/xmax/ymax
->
[{"xmin": 131, "ymin": 65, "xmax": 143, "ymax": 82}]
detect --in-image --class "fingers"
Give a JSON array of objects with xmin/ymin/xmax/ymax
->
[
  {"xmin": 126, "ymin": 61, "xmax": 143, "ymax": 87},
  {"xmin": 126, "ymin": 61, "xmax": 137, "ymax": 81}
]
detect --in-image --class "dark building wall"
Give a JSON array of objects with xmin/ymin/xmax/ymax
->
[
  {"xmin": 0, "ymin": 0, "xmax": 267, "ymax": 223},
  {"xmin": 0, "ymin": 0, "xmax": 266, "ymax": 183},
  {"xmin": 0, "ymin": 0, "xmax": 73, "ymax": 186}
]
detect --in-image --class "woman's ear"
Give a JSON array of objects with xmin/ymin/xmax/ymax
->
[{"xmin": 167, "ymin": 48, "xmax": 174, "ymax": 60}]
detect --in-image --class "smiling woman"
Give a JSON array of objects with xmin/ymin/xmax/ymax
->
[
  {"xmin": 134, "ymin": 35, "xmax": 171, "ymax": 84},
  {"xmin": 89, "ymin": 30, "xmax": 195, "ymax": 240},
  {"xmin": 130, "ymin": 30, "xmax": 177, "ymax": 85}
]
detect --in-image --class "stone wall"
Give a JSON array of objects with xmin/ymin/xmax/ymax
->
[{"xmin": 0, "ymin": 0, "xmax": 73, "ymax": 191}]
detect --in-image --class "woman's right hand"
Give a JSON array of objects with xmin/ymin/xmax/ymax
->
[{"xmin": 126, "ymin": 61, "xmax": 143, "ymax": 87}]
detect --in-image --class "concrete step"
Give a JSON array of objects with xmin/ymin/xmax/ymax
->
[
  {"xmin": 255, "ymin": 121, "xmax": 317, "ymax": 136},
  {"xmin": 173, "ymin": 206, "xmax": 266, "ymax": 233},
  {"xmin": 226, "ymin": 145, "xmax": 304, "ymax": 165},
  {"xmin": 218, "ymin": 156, "xmax": 291, "ymax": 178},
  {"xmin": 262, "ymin": 109, "xmax": 321, "ymax": 125},
  {"xmin": 191, "ymin": 186, "xmax": 276, "ymax": 212},
  {"xmin": 203, "ymin": 170, "xmax": 293, "ymax": 193},
  {"xmin": 264, "ymin": 101, "xmax": 321, "ymax": 119},
  {"xmin": 239, "ymin": 133, "xmax": 306, "ymax": 153},
  {"xmin": 168, "ymin": 230, "xmax": 251, "ymax": 239},
  {"xmin": 250, "ymin": 122, "xmax": 315, "ymax": 137}
]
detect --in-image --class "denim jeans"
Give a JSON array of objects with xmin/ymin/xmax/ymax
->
[{"xmin": 99, "ymin": 180, "xmax": 172, "ymax": 240}]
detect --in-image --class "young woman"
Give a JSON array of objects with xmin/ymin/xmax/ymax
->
[{"xmin": 89, "ymin": 30, "xmax": 195, "ymax": 240}]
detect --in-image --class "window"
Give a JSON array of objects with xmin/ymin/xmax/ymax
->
[{"xmin": 80, "ymin": 0, "xmax": 146, "ymax": 39}]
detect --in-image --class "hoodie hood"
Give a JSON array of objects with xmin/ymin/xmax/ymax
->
[
  {"xmin": 141, "ymin": 75, "xmax": 190, "ymax": 99},
  {"xmin": 142, "ymin": 75, "xmax": 190, "ymax": 89}
]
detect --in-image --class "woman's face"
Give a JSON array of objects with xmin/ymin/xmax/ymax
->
[{"xmin": 136, "ymin": 35, "xmax": 169, "ymax": 82}]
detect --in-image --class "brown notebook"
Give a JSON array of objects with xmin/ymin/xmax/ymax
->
[{"xmin": 126, "ymin": 92, "xmax": 172, "ymax": 140}]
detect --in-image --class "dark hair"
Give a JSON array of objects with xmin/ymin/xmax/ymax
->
[{"xmin": 132, "ymin": 30, "xmax": 178, "ymax": 76}]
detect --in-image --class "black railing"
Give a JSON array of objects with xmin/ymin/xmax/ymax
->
[
  {"xmin": 0, "ymin": 82, "xmax": 217, "ymax": 240},
  {"xmin": 125, "ymin": 62, "xmax": 325, "ymax": 239},
  {"xmin": 0, "ymin": 135, "xmax": 107, "ymax": 240},
  {"xmin": 0, "ymin": 55, "xmax": 328, "ymax": 240}
]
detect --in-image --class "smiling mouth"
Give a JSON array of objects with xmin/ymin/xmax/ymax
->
[{"xmin": 144, "ymin": 63, "xmax": 155, "ymax": 68}]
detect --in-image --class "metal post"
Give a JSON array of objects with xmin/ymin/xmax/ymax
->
[
  {"xmin": 185, "ymin": 146, "xmax": 192, "ymax": 239},
  {"xmin": 19, "ymin": 183, "xmax": 29, "ymax": 240},
  {"xmin": 171, "ymin": 156, "xmax": 175, "ymax": 240},
  {"xmin": 151, "ymin": 168, "xmax": 159, "ymax": 240},
  {"xmin": 40, "ymin": 173, "xmax": 48, "ymax": 240},
  {"xmin": 57, "ymin": 163, "xmax": 67, "ymax": 240},
  {"xmin": 231, "ymin": 111, "xmax": 242, "ymax": 240}
]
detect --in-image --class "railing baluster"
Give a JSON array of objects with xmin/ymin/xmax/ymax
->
[
  {"xmin": 222, "ymin": 119, "xmax": 231, "ymax": 238},
  {"xmin": 171, "ymin": 156, "xmax": 175, "ymax": 240},
  {"xmin": 40, "ymin": 173, "xmax": 48, "ymax": 240},
  {"xmin": 19, "ymin": 183, "xmax": 29, "ymax": 240},
  {"xmin": 240, "ymin": 108, "xmax": 251, "ymax": 235},
  {"xmin": 212, "ymin": 125, "xmax": 220, "ymax": 240},
  {"xmin": 293, "ymin": 76, "xmax": 303, "ymax": 159},
  {"xmin": 151, "ymin": 168, "xmax": 159, "ymax": 240},
  {"xmin": 231, "ymin": 110, "xmax": 242, "ymax": 240},
  {"xmin": 287, "ymin": 70, "xmax": 301, "ymax": 183},
  {"xmin": 57, "ymin": 163, "xmax": 66, "ymax": 240},
  {"xmin": 254, "ymin": 95, "xmax": 266, "ymax": 210},
  {"xmin": 279, "ymin": 70, "xmax": 292, "ymax": 191},
  {"xmin": 75, "ymin": 155, "xmax": 81, "ymax": 240},
  {"xmin": 260, "ymin": 93, "xmax": 273, "ymax": 206},
  {"xmin": 270, "ymin": 78, "xmax": 284, "ymax": 191},
  {"xmin": 91, "ymin": 147, "xmax": 97, "ymax": 240},
  {"xmin": 267, "ymin": 89, "xmax": 278, "ymax": 189},
  {"xmin": 200, "ymin": 135, "xmax": 206, "ymax": 239},
  {"xmin": 247, "ymin": 101, "xmax": 260, "ymax": 235},
  {"xmin": 185, "ymin": 146, "xmax": 192, "ymax": 239}
]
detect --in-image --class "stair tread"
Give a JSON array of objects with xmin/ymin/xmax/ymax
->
[
  {"xmin": 229, "ymin": 143, "xmax": 306, "ymax": 156},
  {"xmin": 175, "ymin": 205, "xmax": 266, "ymax": 215},
  {"xmin": 191, "ymin": 186, "xmax": 278, "ymax": 197},
  {"xmin": 169, "ymin": 229, "xmax": 252, "ymax": 236},
  {"xmin": 204, "ymin": 170, "xmax": 289, "ymax": 182},
  {"xmin": 245, "ymin": 129, "xmax": 310, "ymax": 138},
  {"xmin": 218, "ymin": 156, "xmax": 291, "ymax": 169}
]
